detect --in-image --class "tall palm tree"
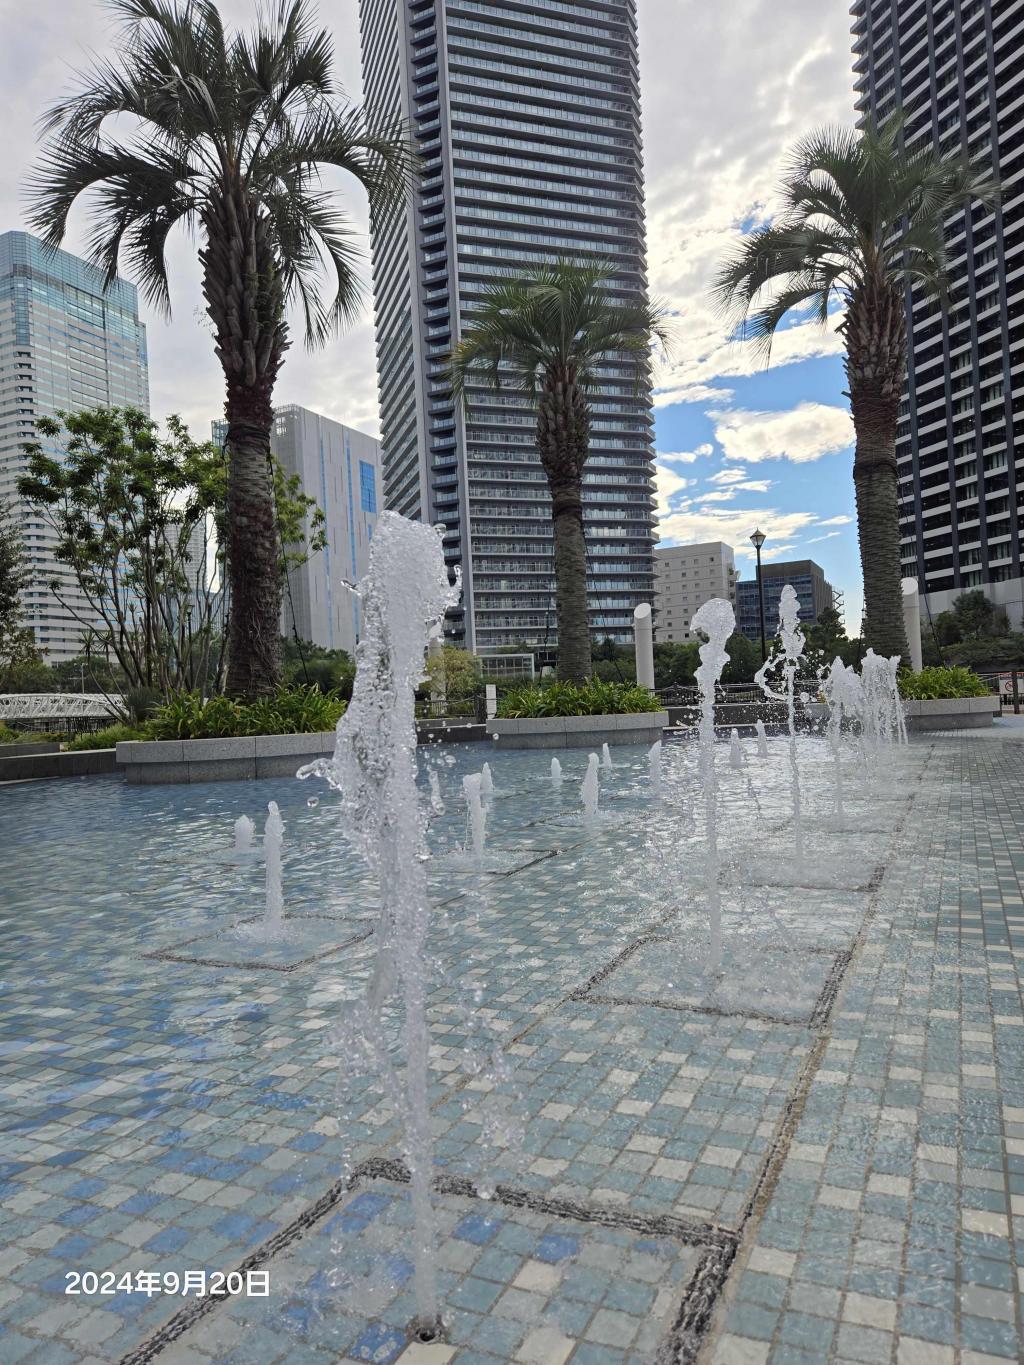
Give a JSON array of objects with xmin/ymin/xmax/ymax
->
[
  {"xmin": 450, "ymin": 260, "xmax": 667, "ymax": 683},
  {"xmin": 714, "ymin": 115, "xmax": 997, "ymax": 660},
  {"xmin": 29, "ymin": 0, "xmax": 411, "ymax": 697}
]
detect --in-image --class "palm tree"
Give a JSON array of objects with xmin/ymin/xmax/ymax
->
[
  {"xmin": 29, "ymin": 0, "xmax": 411, "ymax": 697},
  {"xmin": 450, "ymin": 260, "xmax": 667, "ymax": 683},
  {"xmin": 713, "ymin": 116, "xmax": 997, "ymax": 660}
]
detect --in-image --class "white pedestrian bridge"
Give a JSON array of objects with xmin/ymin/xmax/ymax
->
[{"xmin": 0, "ymin": 693, "xmax": 125, "ymax": 723}]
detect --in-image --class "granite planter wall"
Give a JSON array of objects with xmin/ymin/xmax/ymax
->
[
  {"xmin": 489, "ymin": 711, "xmax": 668, "ymax": 750},
  {"xmin": 0, "ymin": 747, "xmax": 117, "ymax": 781},
  {"xmin": 903, "ymin": 695, "xmax": 1001, "ymax": 732},
  {"xmin": 117, "ymin": 732, "xmax": 336, "ymax": 784}
]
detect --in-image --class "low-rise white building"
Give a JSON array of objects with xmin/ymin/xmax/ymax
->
[
  {"xmin": 653, "ymin": 541, "xmax": 738, "ymax": 642},
  {"xmin": 270, "ymin": 405, "xmax": 382, "ymax": 656}
]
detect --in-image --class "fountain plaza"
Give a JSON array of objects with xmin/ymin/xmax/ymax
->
[
  {"xmin": 2, "ymin": 722, "xmax": 1023, "ymax": 1364},
  {"xmin": 1, "ymin": 523, "xmax": 1023, "ymax": 1364}
]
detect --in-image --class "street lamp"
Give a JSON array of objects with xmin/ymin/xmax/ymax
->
[{"xmin": 750, "ymin": 529, "xmax": 768, "ymax": 662}]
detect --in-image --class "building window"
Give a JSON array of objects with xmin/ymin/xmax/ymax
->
[{"xmin": 359, "ymin": 460, "xmax": 377, "ymax": 513}]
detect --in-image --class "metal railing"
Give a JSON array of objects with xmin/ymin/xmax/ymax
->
[{"xmin": 975, "ymin": 670, "xmax": 1022, "ymax": 714}]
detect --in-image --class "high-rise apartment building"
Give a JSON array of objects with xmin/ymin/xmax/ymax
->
[
  {"xmin": 0, "ymin": 231, "xmax": 149, "ymax": 661},
  {"xmin": 851, "ymin": 0, "xmax": 1023, "ymax": 628},
  {"xmin": 736, "ymin": 559, "xmax": 836, "ymax": 642},
  {"xmin": 358, "ymin": 0, "xmax": 656, "ymax": 654},
  {"xmin": 269, "ymin": 405, "xmax": 383, "ymax": 655},
  {"xmin": 653, "ymin": 542, "xmax": 738, "ymax": 642}
]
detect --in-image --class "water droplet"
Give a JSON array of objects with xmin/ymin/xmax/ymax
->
[{"xmin": 307, "ymin": 796, "xmax": 319, "ymax": 808}]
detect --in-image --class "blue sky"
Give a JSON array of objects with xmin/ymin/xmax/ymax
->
[{"xmin": 0, "ymin": 0, "xmax": 863, "ymax": 623}]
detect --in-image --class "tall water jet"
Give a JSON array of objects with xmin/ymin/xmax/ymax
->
[
  {"xmin": 263, "ymin": 802, "xmax": 284, "ymax": 938},
  {"xmin": 479, "ymin": 762, "xmax": 494, "ymax": 799},
  {"xmin": 428, "ymin": 770, "xmax": 444, "ymax": 815},
  {"xmin": 729, "ymin": 728, "xmax": 744, "ymax": 768},
  {"xmin": 755, "ymin": 585, "xmax": 806, "ymax": 868},
  {"xmin": 550, "ymin": 756, "xmax": 563, "ymax": 788},
  {"xmin": 691, "ymin": 597, "xmax": 734, "ymax": 976},
  {"xmin": 648, "ymin": 740, "xmax": 662, "ymax": 801},
  {"xmin": 463, "ymin": 773, "xmax": 487, "ymax": 861},
  {"xmin": 581, "ymin": 752, "xmax": 600, "ymax": 822},
  {"xmin": 235, "ymin": 814, "xmax": 255, "ymax": 854},
  {"xmin": 601, "ymin": 742, "xmax": 613, "ymax": 772},
  {"xmin": 299, "ymin": 512, "xmax": 459, "ymax": 1337},
  {"xmin": 755, "ymin": 718, "xmax": 769, "ymax": 758},
  {"xmin": 861, "ymin": 649, "xmax": 907, "ymax": 759},
  {"xmin": 821, "ymin": 658, "xmax": 863, "ymax": 824}
]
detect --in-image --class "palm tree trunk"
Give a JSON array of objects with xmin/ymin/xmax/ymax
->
[
  {"xmin": 223, "ymin": 379, "xmax": 282, "ymax": 698},
  {"xmin": 202, "ymin": 186, "xmax": 288, "ymax": 699},
  {"xmin": 538, "ymin": 374, "xmax": 592, "ymax": 682},
  {"xmin": 845, "ymin": 282, "xmax": 911, "ymax": 662}
]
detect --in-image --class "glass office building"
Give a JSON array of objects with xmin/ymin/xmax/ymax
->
[
  {"xmin": 358, "ymin": 0, "xmax": 656, "ymax": 653},
  {"xmin": 850, "ymin": 0, "xmax": 1024, "ymax": 628},
  {"xmin": 735, "ymin": 560, "xmax": 836, "ymax": 642},
  {"xmin": 0, "ymin": 231, "xmax": 149, "ymax": 661}
]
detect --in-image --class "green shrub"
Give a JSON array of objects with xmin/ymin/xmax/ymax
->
[
  {"xmin": 147, "ymin": 686, "xmax": 345, "ymax": 740},
  {"xmin": 67, "ymin": 724, "xmax": 146, "ymax": 750},
  {"xmin": 0, "ymin": 725, "xmax": 22, "ymax": 744},
  {"xmin": 497, "ymin": 679, "xmax": 659, "ymax": 718},
  {"xmin": 899, "ymin": 666, "xmax": 990, "ymax": 700},
  {"xmin": 244, "ymin": 686, "xmax": 345, "ymax": 735}
]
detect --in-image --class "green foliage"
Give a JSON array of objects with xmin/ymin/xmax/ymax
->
[
  {"xmin": 653, "ymin": 641, "xmax": 700, "ymax": 689},
  {"xmin": 147, "ymin": 686, "xmax": 345, "ymax": 740},
  {"xmin": 951, "ymin": 589, "xmax": 996, "ymax": 640},
  {"xmin": 67, "ymin": 725, "xmax": 146, "ymax": 751},
  {"xmin": 423, "ymin": 646, "xmax": 483, "ymax": 702},
  {"xmin": 899, "ymin": 667, "xmax": 990, "ymax": 700},
  {"xmin": 497, "ymin": 679, "xmax": 658, "ymax": 718},
  {"xmin": 281, "ymin": 639, "xmax": 355, "ymax": 696},
  {"xmin": 721, "ymin": 633, "xmax": 762, "ymax": 684},
  {"xmin": 0, "ymin": 724, "xmax": 21, "ymax": 744}
]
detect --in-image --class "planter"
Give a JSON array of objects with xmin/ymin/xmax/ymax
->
[
  {"xmin": 0, "ymin": 747, "xmax": 116, "ymax": 781},
  {"xmin": 0, "ymin": 740, "xmax": 61, "ymax": 758},
  {"xmin": 489, "ymin": 711, "xmax": 668, "ymax": 751},
  {"xmin": 117, "ymin": 732, "xmax": 337, "ymax": 785},
  {"xmin": 903, "ymin": 695, "xmax": 1001, "ymax": 732}
]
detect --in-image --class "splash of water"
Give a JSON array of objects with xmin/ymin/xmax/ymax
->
[
  {"xmin": 600, "ymin": 742, "xmax": 613, "ymax": 772},
  {"xmin": 263, "ymin": 802, "xmax": 284, "ymax": 938},
  {"xmin": 550, "ymin": 756, "xmax": 563, "ymax": 788},
  {"xmin": 691, "ymin": 597, "xmax": 734, "ymax": 976},
  {"xmin": 298, "ymin": 512, "xmax": 460, "ymax": 1334},
  {"xmin": 648, "ymin": 740, "xmax": 662, "ymax": 801},
  {"xmin": 860, "ymin": 649, "xmax": 907, "ymax": 774},
  {"xmin": 755, "ymin": 718, "xmax": 769, "ymax": 758},
  {"xmin": 821, "ymin": 658, "xmax": 863, "ymax": 823},
  {"xmin": 463, "ymin": 773, "xmax": 487, "ymax": 860},
  {"xmin": 581, "ymin": 753, "xmax": 600, "ymax": 822},
  {"xmin": 234, "ymin": 814, "xmax": 254, "ymax": 853},
  {"xmin": 755, "ymin": 584, "xmax": 805, "ymax": 867},
  {"xmin": 480, "ymin": 762, "xmax": 494, "ymax": 799},
  {"xmin": 729, "ymin": 728, "xmax": 744, "ymax": 768},
  {"xmin": 428, "ymin": 770, "xmax": 444, "ymax": 814}
]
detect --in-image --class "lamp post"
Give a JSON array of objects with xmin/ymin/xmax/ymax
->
[{"xmin": 750, "ymin": 529, "xmax": 768, "ymax": 662}]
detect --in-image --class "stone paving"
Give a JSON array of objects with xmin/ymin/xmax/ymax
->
[{"xmin": 0, "ymin": 728, "xmax": 1021, "ymax": 1364}]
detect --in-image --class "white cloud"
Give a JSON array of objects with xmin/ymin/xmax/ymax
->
[
  {"xmin": 657, "ymin": 445, "xmax": 713, "ymax": 465},
  {"xmin": 659, "ymin": 504, "xmax": 819, "ymax": 554},
  {"xmin": 816, "ymin": 514, "xmax": 853, "ymax": 526},
  {"xmin": 697, "ymin": 489, "xmax": 739, "ymax": 503},
  {"xmin": 806, "ymin": 531, "xmax": 842, "ymax": 543},
  {"xmin": 654, "ymin": 463, "xmax": 692, "ymax": 517},
  {"xmin": 711, "ymin": 402, "xmax": 853, "ymax": 464}
]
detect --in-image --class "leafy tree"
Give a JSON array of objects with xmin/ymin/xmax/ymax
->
[
  {"xmin": 30, "ymin": 0, "xmax": 411, "ymax": 698},
  {"xmin": 449, "ymin": 260, "xmax": 668, "ymax": 683},
  {"xmin": 951, "ymin": 589, "xmax": 997, "ymax": 640},
  {"xmin": 714, "ymin": 115, "xmax": 996, "ymax": 658},
  {"xmin": 804, "ymin": 605, "xmax": 851, "ymax": 669},
  {"xmin": 281, "ymin": 638, "xmax": 354, "ymax": 696},
  {"xmin": 0, "ymin": 500, "xmax": 44, "ymax": 688},
  {"xmin": 931, "ymin": 610, "xmax": 961, "ymax": 647},
  {"xmin": 423, "ymin": 645, "xmax": 482, "ymax": 702},
  {"xmin": 721, "ymin": 632, "xmax": 762, "ymax": 684},
  {"xmin": 653, "ymin": 641, "xmax": 700, "ymax": 690},
  {"xmin": 18, "ymin": 408, "xmax": 323, "ymax": 698}
]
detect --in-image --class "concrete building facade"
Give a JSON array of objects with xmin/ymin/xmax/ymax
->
[
  {"xmin": 653, "ymin": 541, "xmax": 738, "ymax": 642},
  {"xmin": 850, "ymin": 0, "xmax": 1024, "ymax": 629},
  {"xmin": 0, "ymin": 231, "xmax": 149, "ymax": 661},
  {"xmin": 736, "ymin": 559, "xmax": 836, "ymax": 642},
  {"xmin": 358, "ymin": 0, "xmax": 656, "ymax": 653},
  {"xmin": 269, "ymin": 405, "xmax": 382, "ymax": 656}
]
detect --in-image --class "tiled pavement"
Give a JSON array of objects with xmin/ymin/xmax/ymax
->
[{"xmin": 0, "ymin": 731, "xmax": 1021, "ymax": 1363}]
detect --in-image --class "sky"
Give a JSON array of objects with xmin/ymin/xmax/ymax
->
[{"xmin": 0, "ymin": 0, "xmax": 863, "ymax": 627}]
